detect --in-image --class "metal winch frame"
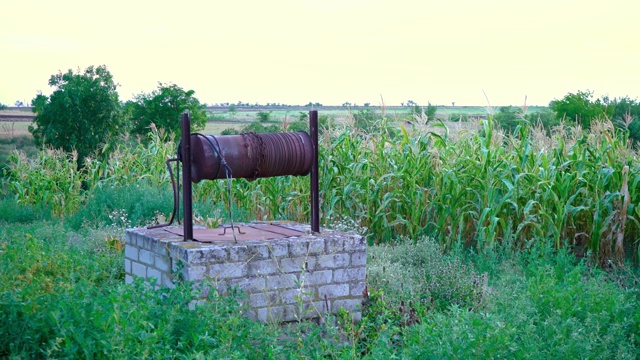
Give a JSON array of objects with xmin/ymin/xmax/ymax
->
[{"xmin": 150, "ymin": 111, "xmax": 320, "ymax": 241}]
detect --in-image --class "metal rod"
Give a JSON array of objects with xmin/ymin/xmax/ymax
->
[
  {"xmin": 309, "ymin": 110, "xmax": 320, "ymax": 233},
  {"xmin": 181, "ymin": 113, "xmax": 193, "ymax": 241}
]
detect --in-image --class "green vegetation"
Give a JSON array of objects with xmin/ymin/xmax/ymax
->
[
  {"xmin": 127, "ymin": 82, "xmax": 207, "ymax": 139},
  {"xmin": 256, "ymin": 110, "xmax": 271, "ymax": 123},
  {"xmin": 6, "ymin": 114, "xmax": 640, "ymax": 261},
  {"xmin": 550, "ymin": 90, "xmax": 610, "ymax": 128},
  {"xmin": 492, "ymin": 106, "xmax": 559, "ymax": 134},
  {"xmin": 0, "ymin": 136, "xmax": 37, "ymax": 175},
  {"xmin": 29, "ymin": 65, "xmax": 124, "ymax": 166},
  {"xmin": 1, "ymin": 214, "xmax": 638, "ymax": 358},
  {"xmin": 2, "ymin": 85, "xmax": 640, "ymax": 357},
  {"xmin": 550, "ymin": 90, "xmax": 640, "ymax": 142}
]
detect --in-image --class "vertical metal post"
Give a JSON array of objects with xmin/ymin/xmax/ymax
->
[
  {"xmin": 309, "ymin": 110, "xmax": 320, "ymax": 233},
  {"xmin": 181, "ymin": 113, "xmax": 193, "ymax": 240}
]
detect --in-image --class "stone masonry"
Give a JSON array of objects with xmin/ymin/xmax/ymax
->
[{"xmin": 124, "ymin": 222, "xmax": 366, "ymax": 322}]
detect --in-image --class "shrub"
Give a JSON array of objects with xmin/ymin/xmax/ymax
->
[
  {"xmin": 525, "ymin": 108, "xmax": 560, "ymax": 130},
  {"xmin": 447, "ymin": 113, "xmax": 470, "ymax": 122},
  {"xmin": 256, "ymin": 111, "xmax": 271, "ymax": 123},
  {"xmin": 352, "ymin": 108, "xmax": 381, "ymax": 133},
  {"xmin": 220, "ymin": 127, "xmax": 240, "ymax": 135},
  {"xmin": 240, "ymin": 121, "xmax": 281, "ymax": 134},
  {"xmin": 493, "ymin": 106, "xmax": 525, "ymax": 134},
  {"xmin": 367, "ymin": 237, "xmax": 485, "ymax": 311}
]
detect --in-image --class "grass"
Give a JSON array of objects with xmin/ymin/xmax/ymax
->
[{"xmin": 0, "ymin": 207, "xmax": 638, "ymax": 358}]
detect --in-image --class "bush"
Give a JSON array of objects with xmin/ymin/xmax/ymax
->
[
  {"xmin": 287, "ymin": 120, "xmax": 309, "ymax": 132},
  {"xmin": 410, "ymin": 103, "xmax": 437, "ymax": 123},
  {"xmin": 525, "ymin": 108, "xmax": 560, "ymax": 130},
  {"xmin": 367, "ymin": 237, "xmax": 485, "ymax": 311},
  {"xmin": 240, "ymin": 121, "xmax": 281, "ymax": 134},
  {"xmin": 493, "ymin": 106, "xmax": 525, "ymax": 134},
  {"xmin": 353, "ymin": 108, "xmax": 382, "ymax": 134},
  {"xmin": 220, "ymin": 127, "xmax": 240, "ymax": 135},
  {"xmin": 447, "ymin": 113, "xmax": 470, "ymax": 122},
  {"xmin": 609, "ymin": 96, "xmax": 640, "ymax": 143},
  {"xmin": 256, "ymin": 111, "xmax": 271, "ymax": 123}
]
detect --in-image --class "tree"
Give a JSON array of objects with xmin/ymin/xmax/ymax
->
[
  {"xmin": 549, "ymin": 90, "xmax": 611, "ymax": 128},
  {"xmin": 29, "ymin": 65, "xmax": 123, "ymax": 166},
  {"xmin": 128, "ymin": 83, "xmax": 207, "ymax": 138},
  {"xmin": 493, "ymin": 106, "xmax": 522, "ymax": 134},
  {"xmin": 608, "ymin": 96, "xmax": 640, "ymax": 142},
  {"xmin": 0, "ymin": 102, "xmax": 7, "ymax": 110}
]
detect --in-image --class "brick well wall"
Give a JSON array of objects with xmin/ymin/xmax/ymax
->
[{"xmin": 125, "ymin": 223, "xmax": 366, "ymax": 322}]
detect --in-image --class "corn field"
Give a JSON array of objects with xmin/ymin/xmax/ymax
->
[{"xmin": 4, "ymin": 117, "xmax": 640, "ymax": 264}]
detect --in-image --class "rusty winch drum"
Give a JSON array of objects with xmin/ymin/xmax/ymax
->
[{"xmin": 189, "ymin": 131, "xmax": 314, "ymax": 182}]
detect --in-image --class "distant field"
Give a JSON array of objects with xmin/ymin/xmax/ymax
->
[
  {"xmin": 203, "ymin": 121, "xmax": 245, "ymax": 134},
  {"xmin": 0, "ymin": 121, "xmax": 31, "ymax": 138},
  {"xmin": 0, "ymin": 104, "xmax": 549, "ymax": 138}
]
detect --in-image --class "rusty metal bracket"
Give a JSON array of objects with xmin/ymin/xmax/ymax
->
[{"xmin": 219, "ymin": 225, "xmax": 246, "ymax": 235}]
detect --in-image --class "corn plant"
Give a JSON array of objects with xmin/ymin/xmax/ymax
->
[
  {"xmin": 5, "ymin": 149, "xmax": 85, "ymax": 216},
  {"xmin": 5, "ymin": 116, "xmax": 639, "ymax": 264}
]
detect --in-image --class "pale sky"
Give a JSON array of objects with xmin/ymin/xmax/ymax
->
[{"xmin": 1, "ymin": 0, "xmax": 639, "ymax": 107}]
